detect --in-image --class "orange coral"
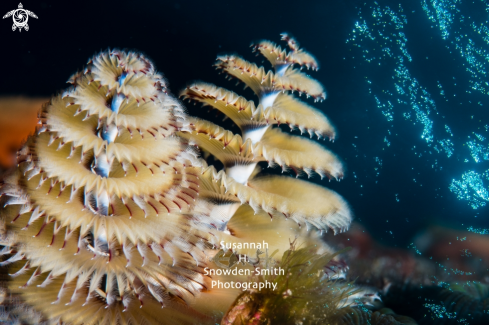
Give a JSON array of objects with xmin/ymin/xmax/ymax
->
[{"xmin": 0, "ymin": 97, "xmax": 46, "ymax": 168}]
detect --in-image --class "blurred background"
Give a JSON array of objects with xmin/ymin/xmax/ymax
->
[{"xmin": 1, "ymin": 0, "xmax": 489, "ymax": 283}]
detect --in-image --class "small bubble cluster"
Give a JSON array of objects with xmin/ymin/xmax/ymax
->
[
  {"xmin": 423, "ymin": 303, "xmax": 457, "ymax": 319},
  {"xmin": 423, "ymin": 0, "xmax": 489, "ymax": 96},
  {"xmin": 449, "ymin": 170, "xmax": 489, "ymax": 209},
  {"xmin": 467, "ymin": 226, "xmax": 489, "ymax": 235}
]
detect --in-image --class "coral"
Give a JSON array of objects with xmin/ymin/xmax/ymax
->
[
  {"xmin": 220, "ymin": 244, "xmax": 386, "ymax": 325},
  {"xmin": 0, "ymin": 34, "xmax": 354, "ymax": 324},
  {"xmin": 220, "ymin": 246, "xmax": 357, "ymax": 325},
  {"xmin": 0, "ymin": 97, "xmax": 47, "ymax": 169},
  {"xmin": 414, "ymin": 226, "xmax": 489, "ymax": 280},
  {"xmin": 324, "ymin": 222, "xmax": 438, "ymax": 288},
  {"xmin": 382, "ymin": 283, "xmax": 489, "ymax": 324},
  {"xmin": 335, "ymin": 307, "xmax": 417, "ymax": 325}
]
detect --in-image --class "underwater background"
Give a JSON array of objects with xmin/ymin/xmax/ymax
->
[{"xmin": 1, "ymin": 0, "xmax": 489, "ymax": 323}]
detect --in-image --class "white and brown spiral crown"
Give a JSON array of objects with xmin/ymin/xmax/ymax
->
[
  {"xmin": 181, "ymin": 33, "xmax": 351, "ymax": 235},
  {"xmin": 0, "ymin": 51, "xmax": 221, "ymax": 324}
]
